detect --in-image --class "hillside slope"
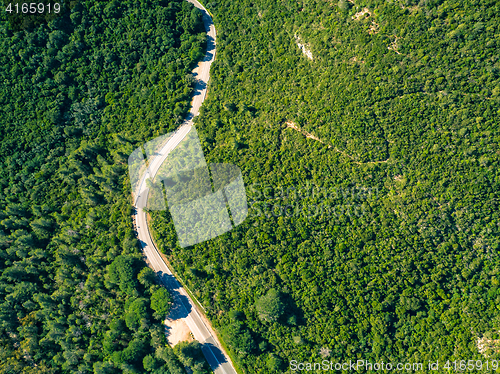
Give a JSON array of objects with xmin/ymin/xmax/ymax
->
[{"xmin": 151, "ymin": 0, "xmax": 500, "ymax": 371}]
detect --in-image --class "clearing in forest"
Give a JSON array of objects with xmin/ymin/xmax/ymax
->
[{"xmin": 164, "ymin": 317, "xmax": 194, "ymax": 347}]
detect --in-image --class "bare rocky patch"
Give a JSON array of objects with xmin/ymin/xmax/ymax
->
[
  {"xmin": 388, "ymin": 35, "xmax": 402, "ymax": 54},
  {"xmin": 352, "ymin": 7, "xmax": 371, "ymax": 21},
  {"xmin": 350, "ymin": 56, "xmax": 365, "ymax": 64},
  {"xmin": 477, "ymin": 335, "xmax": 500, "ymax": 357},
  {"xmin": 351, "ymin": 7, "xmax": 379, "ymax": 35},
  {"xmin": 369, "ymin": 20, "xmax": 379, "ymax": 34},
  {"xmin": 294, "ymin": 34, "xmax": 314, "ymax": 60}
]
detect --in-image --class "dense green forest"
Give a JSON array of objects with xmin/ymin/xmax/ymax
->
[
  {"xmin": 0, "ymin": 0, "xmax": 210, "ymax": 372},
  {"xmin": 150, "ymin": 0, "xmax": 500, "ymax": 372},
  {"xmin": 2, "ymin": 0, "xmax": 500, "ymax": 372}
]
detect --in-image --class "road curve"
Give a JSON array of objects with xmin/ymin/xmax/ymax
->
[{"xmin": 132, "ymin": 2, "xmax": 238, "ymax": 374}]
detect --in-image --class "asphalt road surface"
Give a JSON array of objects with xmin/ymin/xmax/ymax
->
[{"xmin": 132, "ymin": 1, "xmax": 238, "ymax": 373}]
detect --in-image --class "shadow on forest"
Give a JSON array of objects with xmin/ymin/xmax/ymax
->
[
  {"xmin": 157, "ymin": 271, "xmax": 192, "ymax": 319},
  {"xmin": 201, "ymin": 340, "xmax": 230, "ymax": 368}
]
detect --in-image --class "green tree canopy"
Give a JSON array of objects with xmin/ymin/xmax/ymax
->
[
  {"xmin": 255, "ymin": 288, "xmax": 285, "ymax": 323},
  {"xmin": 107, "ymin": 255, "xmax": 138, "ymax": 295},
  {"xmin": 150, "ymin": 287, "xmax": 173, "ymax": 319},
  {"xmin": 125, "ymin": 298, "xmax": 148, "ymax": 331}
]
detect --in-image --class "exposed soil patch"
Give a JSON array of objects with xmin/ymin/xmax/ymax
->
[
  {"xmin": 164, "ymin": 316, "xmax": 194, "ymax": 347},
  {"xmin": 388, "ymin": 35, "xmax": 402, "ymax": 54},
  {"xmin": 351, "ymin": 7, "xmax": 379, "ymax": 35},
  {"xmin": 352, "ymin": 7, "xmax": 371, "ymax": 21},
  {"xmin": 369, "ymin": 21, "xmax": 379, "ymax": 34},
  {"xmin": 350, "ymin": 56, "xmax": 365, "ymax": 64},
  {"xmin": 397, "ymin": 0, "xmax": 419, "ymax": 12}
]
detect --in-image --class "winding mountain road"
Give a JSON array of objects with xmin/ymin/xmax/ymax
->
[{"xmin": 132, "ymin": 2, "xmax": 238, "ymax": 373}]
